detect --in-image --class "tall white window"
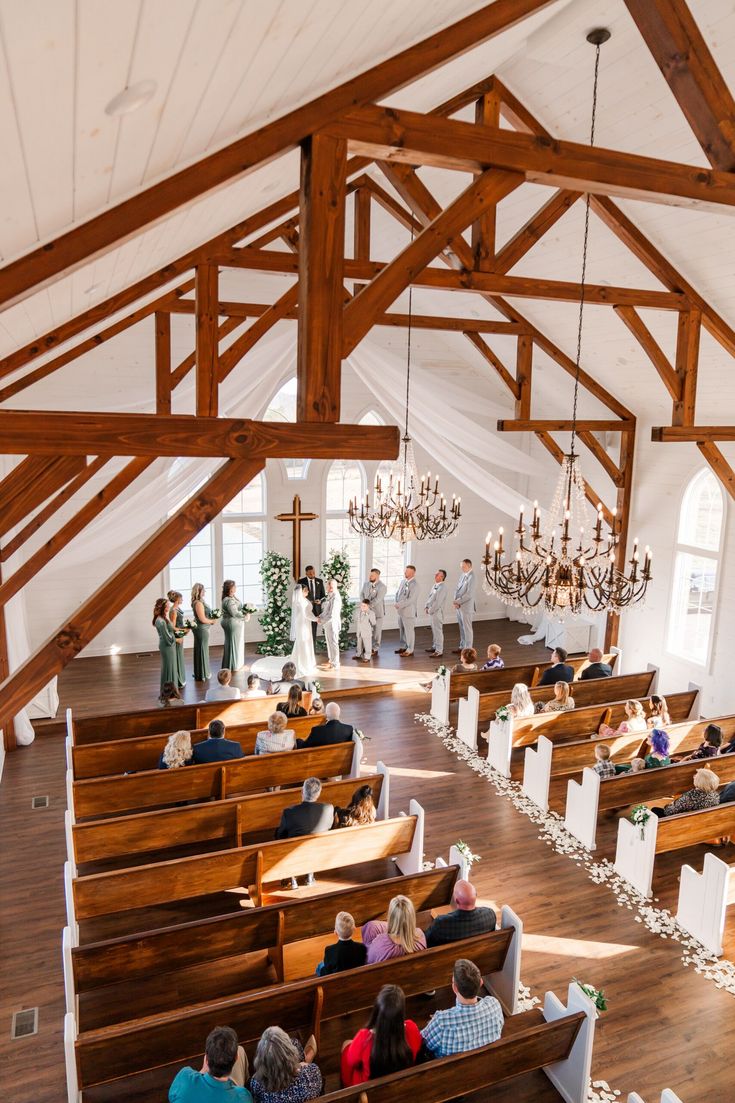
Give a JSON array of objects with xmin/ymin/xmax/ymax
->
[
  {"xmin": 169, "ymin": 525, "xmax": 213, "ymax": 599},
  {"xmin": 326, "ymin": 460, "xmax": 364, "ymax": 598},
  {"xmin": 369, "ymin": 460, "xmax": 411, "ymax": 598},
  {"xmin": 667, "ymin": 468, "xmax": 724, "ymax": 667},
  {"xmin": 264, "ymin": 377, "xmax": 310, "ymax": 479}
]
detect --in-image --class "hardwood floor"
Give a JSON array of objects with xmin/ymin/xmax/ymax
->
[{"xmin": 3, "ymin": 619, "xmax": 733, "ymax": 1102}]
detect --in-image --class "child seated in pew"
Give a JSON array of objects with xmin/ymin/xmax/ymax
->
[
  {"xmin": 169, "ymin": 1025, "xmax": 251, "ymax": 1102},
  {"xmin": 452, "ymin": 647, "xmax": 478, "ymax": 673},
  {"xmin": 341, "ymin": 983, "xmax": 423, "ymax": 1086},
  {"xmin": 315, "ymin": 910, "xmax": 367, "ymax": 976},
  {"xmin": 481, "ymin": 643, "xmax": 504, "ymax": 671},
  {"xmin": 362, "ymin": 895, "xmax": 427, "ymax": 963},
  {"xmin": 593, "ymin": 744, "xmax": 616, "ymax": 779},
  {"xmin": 308, "ymin": 697, "xmax": 324, "ymax": 717},
  {"xmin": 158, "ymin": 730, "xmax": 193, "ymax": 770},
  {"xmin": 249, "ymin": 1027, "xmax": 321, "ymax": 1103}
]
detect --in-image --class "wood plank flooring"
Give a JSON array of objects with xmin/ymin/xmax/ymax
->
[{"xmin": 2, "ymin": 619, "xmax": 733, "ymax": 1102}]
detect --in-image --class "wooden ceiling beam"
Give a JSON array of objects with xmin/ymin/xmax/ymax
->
[
  {"xmin": 498, "ymin": 419, "xmax": 633, "ymax": 433},
  {"xmin": 218, "ymin": 284, "xmax": 299, "ymax": 384},
  {"xmin": 515, "ymin": 334, "xmax": 532, "ymax": 419},
  {"xmin": 613, "ymin": 305, "xmax": 681, "ymax": 402},
  {"xmin": 623, "ymin": 0, "xmax": 735, "ymax": 172},
  {"xmin": 330, "ymin": 104, "xmax": 735, "ymax": 211},
  {"xmin": 493, "ymin": 189, "xmax": 579, "ymax": 274},
  {"xmin": 155, "ymin": 312, "xmax": 172, "ymax": 415},
  {"xmin": 652, "ymin": 426, "xmax": 735, "ymax": 442},
  {"xmin": 464, "ymin": 333, "xmax": 519, "ymax": 399},
  {"xmin": 170, "ymin": 316, "xmax": 243, "ymax": 392},
  {"xmin": 195, "ymin": 264, "xmax": 220, "ymax": 417},
  {"xmin": 0, "ymin": 0, "xmax": 555, "ymax": 311},
  {"xmin": 672, "ymin": 308, "xmax": 701, "ymax": 426},
  {"xmin": 696, "ymin": 441, "xmax": 735, "ymax": 500},
  {"xmin": 0, "ymin": 456, "xmax": 87, "ymax": 539},
  {"xmin": 0, "ymin": 412, "xmax": 400, "ymax": 460},
  {"xmin": 577, "ymin": 429, "xmax": 623, "ymax": 488},
  {"xmin": 472, "ymin": 90, "xmax": 501, "ymax": 271}
]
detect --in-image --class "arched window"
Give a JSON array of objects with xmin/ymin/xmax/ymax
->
[
  {"xmin": 264, "ymin": 377, "xmax": 310, "ymax": 479},
  {"xmin": 667, "ymin": 468, "xmax": 724, "ymax": 666},
  {"xmin": 325, "ymin": 460, "xmax": 364, "ymax": 598},
  {"xmin": 370, "ymin": 460, "xmax": 411, "ymax": 597}
]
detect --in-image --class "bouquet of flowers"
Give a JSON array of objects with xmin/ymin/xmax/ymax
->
[
  {"xmin": 210, "ymin": 608, "xmax": 222, "ymax": 618},
  {"xmin": 184, "ymin": 618, "xmax": 195, "ymax": 630},
  {"xmin": 573, "ymin": 979, "xmax": 608, "ymax": 1013},
  {"xmin": 313, "ymin": 680, "xmax": 322, "ymax": 693},
  {"xmin": 630, "ymin": 803, "xmax": 652, "ymax": 841},
  {"xmin": 454, "ymin": 839, "xmax": 481, "ymax": 870},
  {"xmin": 241, "ymin": 603, "xmax": 257, "ymax": 616},
  {"xmin": 174, "ymin": 626, "xmax": 189, "ymax": 638},
  {"xmin": 436, "ymin": 664, "xmax": 448, "ymax": 678},
  {"xmin": 495, "ymin": 705, "xmax": 510, "ymax": 723}
]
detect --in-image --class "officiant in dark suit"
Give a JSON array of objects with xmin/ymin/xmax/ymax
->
[{"xmin": 298, "ymin": 565, "xmax": 325, "ymax": 641}]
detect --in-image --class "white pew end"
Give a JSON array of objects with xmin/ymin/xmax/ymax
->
[{"xmin": 522, "ymin": 734, "xmax": 553, "ymax": 813}]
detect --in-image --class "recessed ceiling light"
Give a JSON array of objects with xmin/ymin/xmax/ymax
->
[{"xmin": 105, "ymin": 80, "xmax": 157, "ymax": 117}]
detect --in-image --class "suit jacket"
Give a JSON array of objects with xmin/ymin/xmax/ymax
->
[
  {"xmin": 454, "ymin": 570, "xmax": 476, "ymax": 609},
  {"xmin": 395, "ymin": 576, "xmax": 418, "ymax": 618},
  {"xmin": 318, "ymin": 589, "xmax": 341, "ymax": 626},
  {"xmin": 425, "ymin": 580, "xmax": 447, "ymax": 616},
  {"xmin": 579, "ymin": 661, "xmax": 613, "ymax": 681},
  {"xmin": 719, "ymin": 781, "xmax": 735, "ymax": 804},
  {"xmin": 191, "ymin": 737, "xmax": 244, "ymax": 764},
  {"xmin": 299, "ymin": 575, "xmax": 325, "ymax": 616},
  {"xmin": 361, "ymin": 579, "xmax": 387, "ymax": 618},
  {"xmin": 275, "ymin": 800, "xmax": 335, "ymax": 839},
  {"xmin": 322, "ymin": 938, "xmax": 368, "ymax": 975},
  {"xmin": 296, "ymin": 717, "xmax": 354, "ymax": 748},
  {"xmin": 538, "ymin": 662, "xmax": 575, "ymax": 687}
]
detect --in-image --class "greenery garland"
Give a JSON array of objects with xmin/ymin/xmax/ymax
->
[
  {"xmin": 320, "ymin": 547, "xmax": 356, "ymax": 650},
  {"xmin": 257, "ymin": 551, "xmax": 293, "ymax": 654}
]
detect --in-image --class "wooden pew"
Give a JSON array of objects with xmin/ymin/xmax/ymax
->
[
  {"xmin": 71, "ymin": 771, "xmax": 387, "ymax": 868},
  {"xmin": 449, "ymin": 650, "xmax": 617, "ymax": 699},
  {"xmin": 474, "ymin": 669, "xmax": 656, "ymax": 724},
  {"xmin": 71, "ymin": 714, "xmax": 319, "ymax": 779},
  {"xmin": 68, "ymin": 866, "xmax": 459, "ymax": 1029},
  {"xmin": 70, "ymin": 814, "xmax": 422, "ymax": 926},
  {"xmin": 599, "ymin": 753, "xmax": 735, "ymax": 815},
  {"xmin": 71, "ymin": 739, "xmax": 359, "ymax": 819}
]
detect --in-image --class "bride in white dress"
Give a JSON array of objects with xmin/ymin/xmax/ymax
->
[{"xmin": 288, "ymin": 583, "xmax": 318, "ymax": 677}]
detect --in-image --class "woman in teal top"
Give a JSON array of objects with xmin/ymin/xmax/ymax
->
[
  {"xmin": 190, "ymin": 582, "xmax": 217, "ymax": 682},
  {"xmin": 153, "ymin": 597, "xmax": 178, "ymax": 700},
  {"xmin": 167, "ymin": 590, "xmax": 188, "ymax": 688},
  {"xmin": 221, "ymin": 579, "xmax": 246, "ymax": 672},
  {"xmin": 645, "ymin": 728, "xmax": 671, "ymax": 768}
]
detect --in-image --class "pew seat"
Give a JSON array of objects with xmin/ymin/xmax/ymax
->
[
  {"xmin": 473, "ymin": 669, "xmax": 657, "ymax": 724},
  {"xmin": 447, "ymin": 650, "xmax": 617, "ymax": 699}
]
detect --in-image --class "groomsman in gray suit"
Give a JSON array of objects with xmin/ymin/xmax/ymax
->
[
  {"xmin": 317, "ymin": 579, "xmax": 342, "ymax": 670},
  {"xmin": 394, "ymin": 565, "xmax": 418, "ymax": 656},
  {"xmin": 361, "ymin": 568, "xmax": 387, "ymax": 653},
  {"xmin": 424, "ymin": 569, "xmax": 448, "ymax": 657},
  {"xmin": 453, "ymin": 559, "xmax": 476, "ymax": 652}
]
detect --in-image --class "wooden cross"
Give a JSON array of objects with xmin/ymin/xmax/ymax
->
[{"xmin": 275, "ymin": 494, "xmax": 318, "ymax": 579}]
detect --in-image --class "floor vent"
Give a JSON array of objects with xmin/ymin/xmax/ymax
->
[
  {"xmin": 11, "ymin": 1008, "xmax": 38, "ymax": 1039},
  {"xmin": 31, "ymin": 795, "xmax": 49, "ymax": 809}
]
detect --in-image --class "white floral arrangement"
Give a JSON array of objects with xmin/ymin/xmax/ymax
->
[
  {"xmin": 312, "ymin": 680, "xmax": 321, "ymax": 693},
  {"xmin": 573, "ymin": 978, "xmax": 608, "ymax": 1013},
  {"xmin": 454, "ymin": 839, "xmax": 481, "ymax": 869},
  {"xmin": 353, "ymin": 728, "xmax": 371, "ymax": 743},
  {"xmin": 630, "ymin": 803, "xmax": 651, "ymax": 840},
  {"xmin": 495, "ymin": 704, "xmax": 510, "ymax": 722},
  {"xmin": 241, "ymin": 603, "xmax": 257, "ymax": 616},
  {"xmin": 210, "ymin": 607, "xmax": 222, "ymax": 618},
  {"xmin": 436, "ymin": 664, "xmax": 448, "ymax": 678},
  {"xmin": 257, "ymin": 551, "xmax": 293, "ymax": 654}
]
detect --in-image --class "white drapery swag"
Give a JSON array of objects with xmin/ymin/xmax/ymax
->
[{"xmin": 6, "ymin": 324, "xmax": 548, "ymax": 736}]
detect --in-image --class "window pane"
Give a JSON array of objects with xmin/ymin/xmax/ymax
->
[
  {"xmin": 359, "ymin": 410, "xmax": 384, "ymax": 426},
  {"xmin": 667, "ymin": 551, "xmax": 716, "ymax": 666},
  {"xmin": 285, "ymin": 458, "xmax": 310, "ymax": 480},
  {"xmin": 327, "ymin": 460, "xmax": 363, "ymax": 511},
  {"xmin": 222, "ymin": 521, "xmax": 265, "ymax": 605},
  {"xmin": 169, "ymin": 525, "xmax": 213, "ymax": 606},
  {"xmin": 264, "ymin": 378, "xmax": 307, "ymax": 476},
  {"xmin": 325, "ymin": 519, "xmax": 361, "ymax": 598},
  {"xmin": 678, "ymin": 469, "xmax": 723, "ymax": 550},
  {"xmin": 225, "ymin": 472, "xmax": 264, "ymax": 515},
  {"xmin": 370, "ymin": 536, "xmax": 408, "ymax": 600}
]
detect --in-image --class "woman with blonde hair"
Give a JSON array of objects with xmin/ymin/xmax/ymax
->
[
  {"xmin": 167, "ymin": 590, "xmax": 188, "ymax": 689},
  {"xmin": 190, "ymin": 582, "xmax": 217, "ymax": 683},
  {"xmin": 276, "ymin": 684, "xmax": 308, "ymax": 718},
  {"xmin": 254, "ymin": 711, "xmax": 296, "ymax": 755},
  {"xmin": 361, "ymin": 895, "xmax": 427, "ymax": 964},
  {"xmin": 249, "ymin": 1025, "xmax": 321, "ymax": 1103},
  {"xmin": 158, "ymin": 730, "xmax": 193, "ymax": 770},
  {"xmin": 599, "ymin": 699, "xmax": 647, "ymax": 740},
  {"xmin": 221, "ymin": 579, "xmax": 247, "ymax": 672},
  {"xmin": 542, "ymin": 681, "xmax": 575, "ymax": 713},
  {"xmin": 654, "ymin": 767, "xmax": 720, "ymax": 817}
]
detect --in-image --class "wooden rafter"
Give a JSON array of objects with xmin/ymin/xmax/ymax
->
[
  {"xmin": 514, "ymin": 336, "xmax": 532, "ymax": 420},
  {"xmin": 155, "ymin": 312, "xmax": 172, "ymax": 415},
  {"xmin": 577, "ymin": 430, "xmax": 623, "ymax": 488},
  {"xmin": 697, "ymin": 442, "xmax": 735, "ymax": 500},
  {"xmin": 652, "ymin": 427, "xmax": 735, "ymax": 442},
  {"xmin": 613, "ymin": 305, "xmax": 680, "ymax": 402},
  {"xmin": 497, "ymin": 419, "xmax": 632, "ymax": 434},
  {"xmin": 353, "ymin": 187, "xmax": 371, "ymax": 294},
  {"xmin": 218, "ymin": 285, "xmax": 299, "ymax": 384},
  {"xmin": 195, "ymin": 264, "xmax": 219, "ymax": 417},
  {"xmin": 465, "ymin": 334, "xmax": 519, "ymax": 399},
  {"xmin": 673, "ymin": 308, "xmax": 701, "ymax": 426},
  {"xmin": 472, "ymin": 88, "xmax": 501, "ymax": 270},
  {"xmin": 493, "ymin": 189, "xmax": 579, "ymax": 274},
  {"xmin": 0, "ymin": 456, "xmax": 86, "ymax": 539}
]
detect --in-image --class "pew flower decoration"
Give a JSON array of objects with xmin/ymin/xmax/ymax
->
[
  {"xmin": 313, "ymin": 680, "xmax": 321, "ymax": 693},
  {"xmin": 630, "ymin": 803, "xmax": 652, "ymax": 841},
  {"xmin": 436, "ymin": 665, "xmax": 448, "ymax": 678},
  {"xmin": 573, "ymin": 979, "xmax": 608, "ymax": 1014},
  {"xmin": 455, "ymin": 840, "xmax": 481, "ymax": 870},
  {"xmin": 353, "ymin": 728, "xmax": 372, "ymax": 743},
  {"xmin": 495, "ymin": 705, "xmax": 510, "ymax": 723}
]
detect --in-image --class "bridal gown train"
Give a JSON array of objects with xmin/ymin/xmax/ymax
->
[{"xmin": 250, "ymin": 587, "xmax": 317, "ymax": 681}]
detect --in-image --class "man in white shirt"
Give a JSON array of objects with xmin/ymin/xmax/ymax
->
[
  {"xmin": 425, "ymin": 569, "xmax": 448, "ymax": 657},
  {"xmin": 453, "ymin": 559, "xmax": 477, "ymax": 652},
  {"xmin": 205, "ymin": 668, "xmax": 241, "ymax": 702},
  {"xmin": 395, "ymin": 565, "xmax": 418, "ymax": 657},
  {"xmin": 242, "ymin": 674, "xmax": 266, "ymax": 698}
]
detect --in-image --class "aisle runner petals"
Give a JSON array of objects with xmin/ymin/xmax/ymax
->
[{"xmin": 416, "ymin": 712, "xmax": 735, "ymax": 998}]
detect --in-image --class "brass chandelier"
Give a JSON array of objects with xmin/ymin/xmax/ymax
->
[
  {"xmin": 482, "ymin": 28, "xmax": 652, "ymax": 617},
  {"xmin": 348, "ymin": 230, "xmax": 461, "ymax": 544}
]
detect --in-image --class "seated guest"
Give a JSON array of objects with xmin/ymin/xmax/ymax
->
[
  {"xmin": 452, "ymin": 647, "xmax": 478, "ymax": 673},
  {"xmin": 593, "ymin": 743, "xmax": 616, "ymax": 778},
  {"xmin": 629, "ymin": 757, "xmax": 646, "ymax": 773},
  {"xmin": 683, "ymin": 722, "xmax": 722, "ymax": 761},
  {"xmin": 481, "ymin": 683, "xmax": 534, "ymax": 739},
  {"xmin": 362, "ymin": 895, "xmax": 426, "ymax": 964},
  {"xmin": 243, "ymin": 674, "xmax": 266, "ymax": 699},
  {"xmin": 647, "ymin": 694, "xmax": 671, "ymax": 729},
  {"xmin": 296, "ymin": 702, "xmax": 353, "ymax": 748},
  {"xmin": 268, "ymin": 662, "xmax": 312, "ymax": 696},
  {"xmin": 158, "ymin": 730, "xmax": 193, "ymax": 770},
  {"xmin": 275, "ymin": 777, "xmax": 334, "ymax": 889},
  {"xmin": 254, "ymin": 712, "xmax": 295, "ymax": 756},
  {"xmin": 206, "ymin": 668, "xmax": 241, "ymax": 702},
  {"xmin": 308, "ymin": 697, "xmax": 325, "ymax": 717},
  {"xmin": 654, "ymin": 767, "xmax": 720, "ymax": 817},
  {"xmin": 316, "ymin": 910, "xmax": 367, "ymax": 976},
  {"xmin": 169, "ymin": 1025, "xmax": 251, "ymax": 1101},
  {"xmin": 334, "ymin": 783, "xmax": 377, "ymax": 828},
  {"xmin": 645, "ymin": 728, "xmax": 671, "ymax": 768},
  {"xmin": 541, "ymin": 681, "xmax": 575, "ymax": 713},
  {"xmin": 481, "ymin": 643, "xmax": 504, "ymax": 671},
  {"xmin": 249, "ymin": 1027, "xmax": 321, "ymax": 1103},
  {"xmin": 341, "ymin": 984, "xmax": 422, "ymax": 1087},
  {"xmin": 421, "ymin": 958, "xmax": 504, "ymax": 1057},
  {"xmin": 579, "ymin": 647, "xmax": 612, "ymax": 680},
  {"xmin": 719, "ymin": 779, "xmax": 735, "ymax": 803},
  {"xmin": 276, "ymin": 684, "xmax": 308, "ymax": 718},
  {"xmin": 425, "ymin": 878, "xmax": 496, "ymax": 947},
  {"xmin": 192, "ymin": 719, "xmax": 244, "ymax": 764},
  {"xmin": 599, "ymin": 699, "xmax": 647, "ymax": 739},
  {"xmin": 160, "ymin": 681, "xmax": 182, "ymax": 708},
  {"xmin": 537, "ymin": 647, "xmax": 574, "ymax": 687}
]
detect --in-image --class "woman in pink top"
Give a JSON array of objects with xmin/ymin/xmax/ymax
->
[{"xmin": 361, "ymin": 895, "xmax": 426, "ymax": 964}]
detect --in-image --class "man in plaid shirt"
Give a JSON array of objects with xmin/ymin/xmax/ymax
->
[{"xmin": 421, "ymin": 959, "xmax": 504, "ymax": 1057}]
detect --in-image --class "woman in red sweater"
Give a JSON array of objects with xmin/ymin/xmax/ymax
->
[{"xmin": 341, "ymin": 984, "xmax": 422, "ymax": 1086}]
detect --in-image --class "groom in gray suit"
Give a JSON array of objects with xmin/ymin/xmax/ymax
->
[
  {"xmin": 424, "ymin": 569, "xmax": 447, "ymax": 657},
  {"xmin": 361, "ymin": 568, "xmax": 387, "ymax": 653},
  {"xmin": 395, "ymin": 565, "xmax": 418, "ymax": 656},
  {"xmin": 453, "ymin": 559, "xmax": 476, "ymax": 652},
  {"xmin": 317, "ymin": 579, "xmax": 342, "ymax": 670}
]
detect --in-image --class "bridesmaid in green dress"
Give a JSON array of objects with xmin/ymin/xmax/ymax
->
[
  {"xmin": 167, "ymin": 590, "xmax": 188, "ymax": 688},
  {"xmin": 221, "ymin": 579, "xmax": 246, "ymax": 672},
  {"xmin": 190, "ymin": 582, "xmax": 217, "ymax": 682},
  {"xmin": 153, "ymin": 597, "xmax": 178, "ymax": 701}
]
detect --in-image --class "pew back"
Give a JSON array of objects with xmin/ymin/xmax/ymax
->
[
  {"xmin": 476, "ymin": 670, "xmax": 655, "ymax": 723},
  {"xmin": 599, "ymin": 751, "xmax": 735, "ymax": 813},
  {"xmin": 449, "ymin": 652, "xmax": 617, "ymax": 699},
  {"xmin": 656, "ymin": 802, "xmax": 735, "ymax": 853}
]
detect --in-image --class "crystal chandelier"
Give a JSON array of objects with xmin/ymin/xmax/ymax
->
[
  {"xmin": 347, "ymin": 231, "xmax": 461, "ymax": 544},
  {"xmin": 482, "ymin": 28, "xmax": 653, "ymax": 617}
]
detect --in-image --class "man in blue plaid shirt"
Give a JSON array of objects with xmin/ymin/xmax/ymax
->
[{"xmin": 421, "ymin": 958, "xmax": 504, "ymax": 1057}]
